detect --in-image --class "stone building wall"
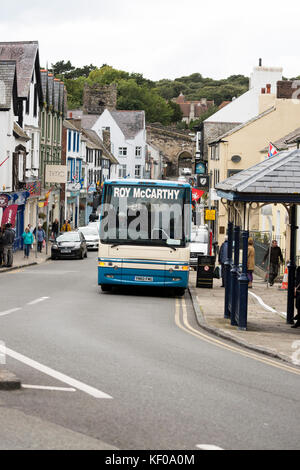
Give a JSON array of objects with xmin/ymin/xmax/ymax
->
[
  {"xmin": 203, "ymin": 121, "xmax": 240, "ymax": 161},
  {"xmin": 83, "ymin": 83, "xmax": 117, "ymax": 115}
]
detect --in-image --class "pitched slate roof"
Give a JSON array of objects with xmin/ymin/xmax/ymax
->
[
  {"xmin": 261, "ymin": 127, "xmax": 300, "ymax": 153},
  {"xmin": 81, "ymin": 113, "xmax": 99, "ymax": 129},
  {"xmin": 216, "ymin": 149, "xmax": 300, "ymax": 201},
  {"xmin": 110, "ymin": 110, "xmax": 145, "ymax": 140},
  {"xmin": 82, "ymin": 128, "xmax": 118, "ymax": 164},
  {"xmin": 0, "ymin": 60, "xmax": 16, "ymax": 110},
  {"xmin": 0, "ymin": 41, "xmax": 40, "ymax": 99}
]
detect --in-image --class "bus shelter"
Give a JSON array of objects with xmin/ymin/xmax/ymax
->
[{"xmin": 215, "ymin": 149, "xmax": 300, "ymax": 330}]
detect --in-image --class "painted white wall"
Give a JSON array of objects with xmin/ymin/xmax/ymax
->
[
  {"xmin": 23, "ymin": 68, "xmax": 41, "ymax": 179},
  {"xmin": 206, "ymin": 65, "xmax": 283, "ymax": 124},
  {"xmin": 0, "ymin": 99, "xmax": 17, "ymax": 192}
]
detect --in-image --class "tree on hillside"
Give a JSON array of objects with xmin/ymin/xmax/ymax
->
[
  {"xmin": 51, "ymin": 60, "xmax": 75, "ymax": 76},
  {"xmin": 116, "ymin": 79, "xmax": 174, "ymax": 125}
]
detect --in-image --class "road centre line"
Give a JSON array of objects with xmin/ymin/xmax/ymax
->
[
  {"xmin": 22, "ymin": 384, "xmax": 76, "ymax": 392},
  {"xmin": 0, "ymin": 308, "xmax": 22, "ymax": 317},
  {"xmin": 2, "ymin": 346, "xmax": 113, "ymax": 399},
  {"xmin": 175, "ymin": 298, "xmax": 300, "ymax": 376},
  {"xmin": 196, "ymin": 445, "xmax": 224, "ymax": 451},
  {"xmin": 27, "ymin": 297, "xmax": 50, "ymax": 305}
]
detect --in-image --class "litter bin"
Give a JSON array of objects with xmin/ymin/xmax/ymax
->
[{"xmin": 196, "ymin": 255, "xmax": 216, "ymax": 288}]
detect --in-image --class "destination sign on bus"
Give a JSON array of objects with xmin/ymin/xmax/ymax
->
[{"xmin": 113, "ymin": 187, "xmax": 181, "ymax": 200}]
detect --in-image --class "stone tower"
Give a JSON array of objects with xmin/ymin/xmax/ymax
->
[{"xmin": 83, "ymin": 82, "xmax": 117, "ymax": 115}]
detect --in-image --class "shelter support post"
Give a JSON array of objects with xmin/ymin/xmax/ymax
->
[
  {"xmin": 224, "ymin": 220, "xmax": 233, "ymax": 319},
  {"xmin": 238, "ymin": 229, "xmax": 249, "ymax": 330},
  {"xmin": 230, "ymin": 225, "xmax": 240, "ymax": 326},
  {"xmin": 287, "ymin": 204, "xmax": 297, "ymax": 324}
]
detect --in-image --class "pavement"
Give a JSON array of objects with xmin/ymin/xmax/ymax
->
[
  {"xmin": 0, "ymin": 246, "xmax": 51, "ymax": 273},
  {"xmin": 0, "ymin": 246, "xmax": 51, "ymax": 389},
  {"xmin": 189, "ymin": 270, "xmax": 300, "ymax": 366}
]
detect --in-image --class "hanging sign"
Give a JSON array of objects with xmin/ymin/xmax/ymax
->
[
  {"xmin": 205, "ymin": 209, "xmax": 216, "ymax": 221},
  {"xmin": 1, "ymin": 204, "xmax": 18, "ymax": 227}
]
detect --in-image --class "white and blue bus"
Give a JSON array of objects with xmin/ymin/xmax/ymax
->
[{"xmin": 98, "ymin": 179, "xmax": 191, "ymax": 296}]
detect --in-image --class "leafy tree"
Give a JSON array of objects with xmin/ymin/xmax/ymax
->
[
  {"xmin": 167, "ymin": 100, "xmax": 183, "ymax": 123},
  {"xmin": 116, "ymin": 79, "xmax": 173, "ymax": 125},
  {"xmin": 51, "ymin": 60, "xmax": 75, "ymax": 76},
  {"xmin": 64, "ymin": 76, "xmax": 86, "ymax": 109}
]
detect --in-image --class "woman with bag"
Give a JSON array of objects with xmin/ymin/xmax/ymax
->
[{"xmin": 22, "ymin": 227, "xmax": 34, "ymax": 259}]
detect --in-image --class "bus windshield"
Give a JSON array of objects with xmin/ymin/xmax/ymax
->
[{"xmin": 100, "ymin": 183, "xmax": 191, "ymax": 248}]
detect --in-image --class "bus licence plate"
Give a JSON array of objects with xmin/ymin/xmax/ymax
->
[{"xmin": 135, "ymin": 276, "xmax": 153, "ymax": 282}]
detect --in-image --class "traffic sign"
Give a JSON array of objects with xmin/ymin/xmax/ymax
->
[{"xmin": 205, "ymin": 209, "xmax": 216, "ymax": 221}]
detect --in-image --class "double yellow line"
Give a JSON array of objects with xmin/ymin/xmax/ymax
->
[{"xmin": 175, "ymin": 297, "xmax": 300, "ymax": 377}]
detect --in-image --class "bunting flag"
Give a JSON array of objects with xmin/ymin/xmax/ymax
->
[
  {"xmin": 192, "ymin": 188, "xmax": 205, "ymax": 202},
  {"xmin": 268, "ymin": 142, "xmax": 278, "ymax": 158},
  {"xmin": 0, "ymin": 156, "xmax": 10, "ymax": 168}
]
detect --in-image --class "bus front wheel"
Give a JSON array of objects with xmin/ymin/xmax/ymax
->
[
  {"xmin": 175, "ymin": 288, "xmax": 185, "ymax": 297},
  {"xmin": 101, "ymin": 284, "xmax": 112, "ymax": 293}
]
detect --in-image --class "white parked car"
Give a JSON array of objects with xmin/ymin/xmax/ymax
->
[
  {"xmin": 78, "ymin": 226, "xmax": 99, "ymax": 251},
  {"xmin": 181, "ymin": 168, "xmax": 192, "ymax": 176}
]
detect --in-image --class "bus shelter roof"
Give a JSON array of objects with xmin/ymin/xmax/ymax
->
[{"xmin": 215, "ymin": 149, "xmax": 300, "ymax": 203}]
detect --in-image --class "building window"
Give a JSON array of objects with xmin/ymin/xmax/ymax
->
[
  {"xmin": 53, "ymin": 116, "xmax": 57, "ymax": 142},
  {"xmin": 68, "ymin": 130, "xmax": 72, "ymax": 152},
  {"xmin": 135, "ymin": 165, "xmax": 141, "ymax": 178},
  {"xmin": 41, "ymin": 111, "xmax": 45, "ymax": 138},
  {"xmin": 119, "ymin": 147, "xmax": 127, "ymax": 157},
  {"xmin": 118, "ymin": 165, "xmax": 127, "ymax": 178},
  {"xmin": 77, "ymin": 132, "xmax": 80, "ymax": 153},
  {"xmin": 47, "ymin": 114, "xmax": 51, "ymax": 141},
  {"xmin": 31, "ymin": 133, "xmax": 35, "ymax": 168},
  {"xmin": 73, "ymin": 131, "xmax": 76, "ymax": 152},
  {"xmin": 135, "ymin": 146, "xmax": 142, "ymax": 157}
]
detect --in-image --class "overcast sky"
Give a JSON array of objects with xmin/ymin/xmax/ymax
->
[{"xmin": 1, "ymin": 0, "xmax": 300, "ymax": 81}]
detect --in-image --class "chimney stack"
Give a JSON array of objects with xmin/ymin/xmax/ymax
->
[
  {"xmin": 266, "ymin": 84, "xmax": 271, "ymax": 94},
  {"xmin": 261, "ymin": 88, "xmax": 266, "ymax": 94},
  {"xmin": 259, "ymin": 58, "xmax": 262, "ymax": 67}
]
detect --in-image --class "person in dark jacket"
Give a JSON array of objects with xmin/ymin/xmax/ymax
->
[
  {"xmin": 51, "ymin": 219, "xmax": 59, "ymax": 239},
  {"xmin": 292, "ymin": 266, "xmax": 300, "ymax": 328},
  {"xmin": 262, "ymin": 240, "xmax": 284, "ymax": 286},
  {"xmin": 218, "ymin": 237, "xmax": 228, "ymax": 287},
  {"xmin": 2, "ymin": 223, "xmax": 15, "ymax": 267},
  {"xmin": 0, "ymin": 226, "xmax": 4, "ymax": 266}
]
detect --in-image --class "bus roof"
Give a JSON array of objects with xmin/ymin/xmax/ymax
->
[{"xmin": 104, "ymin": 179, "xmax": 191, "ymax": 188}]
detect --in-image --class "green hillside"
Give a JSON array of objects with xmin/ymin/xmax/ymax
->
[{"xmin": 50, "ymin": 61, "xmax": 249, "ymax": 127}]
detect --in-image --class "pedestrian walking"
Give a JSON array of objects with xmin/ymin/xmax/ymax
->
[
  {"xmin": 36, "ymin": 225, "xmax": 46, "ymax": 253},
  {"xmin": 247, "ymin": 237, "xmax": 255, "ymax": 289},
  {"xmin": 0, "ymin": 226, "xmax": 4, "ymax": 266},
  {"xmin": 262, "ymin": 240, "xmax": 284, "ymax": 286},
  {"xmin": 51, "ymin": 218, "xmax": 59, "ymax": 239},
  {"xmin": 292, "ymin": 266, "xmax": 300, "ymax": 329},
  {"xmin": 2, "ymin": 223, "xmax": 15, "ymax": 267},
  {"xmin": 22, "ymin": 227, "xmax": 34, "ymax": 259},
  {"xmin": 62, "ymin": 220, "xmax": 71, "ymax": 232},
  {"xmin": 218, "ymin": 236, "xmax": 228, "ymax": 288}
]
